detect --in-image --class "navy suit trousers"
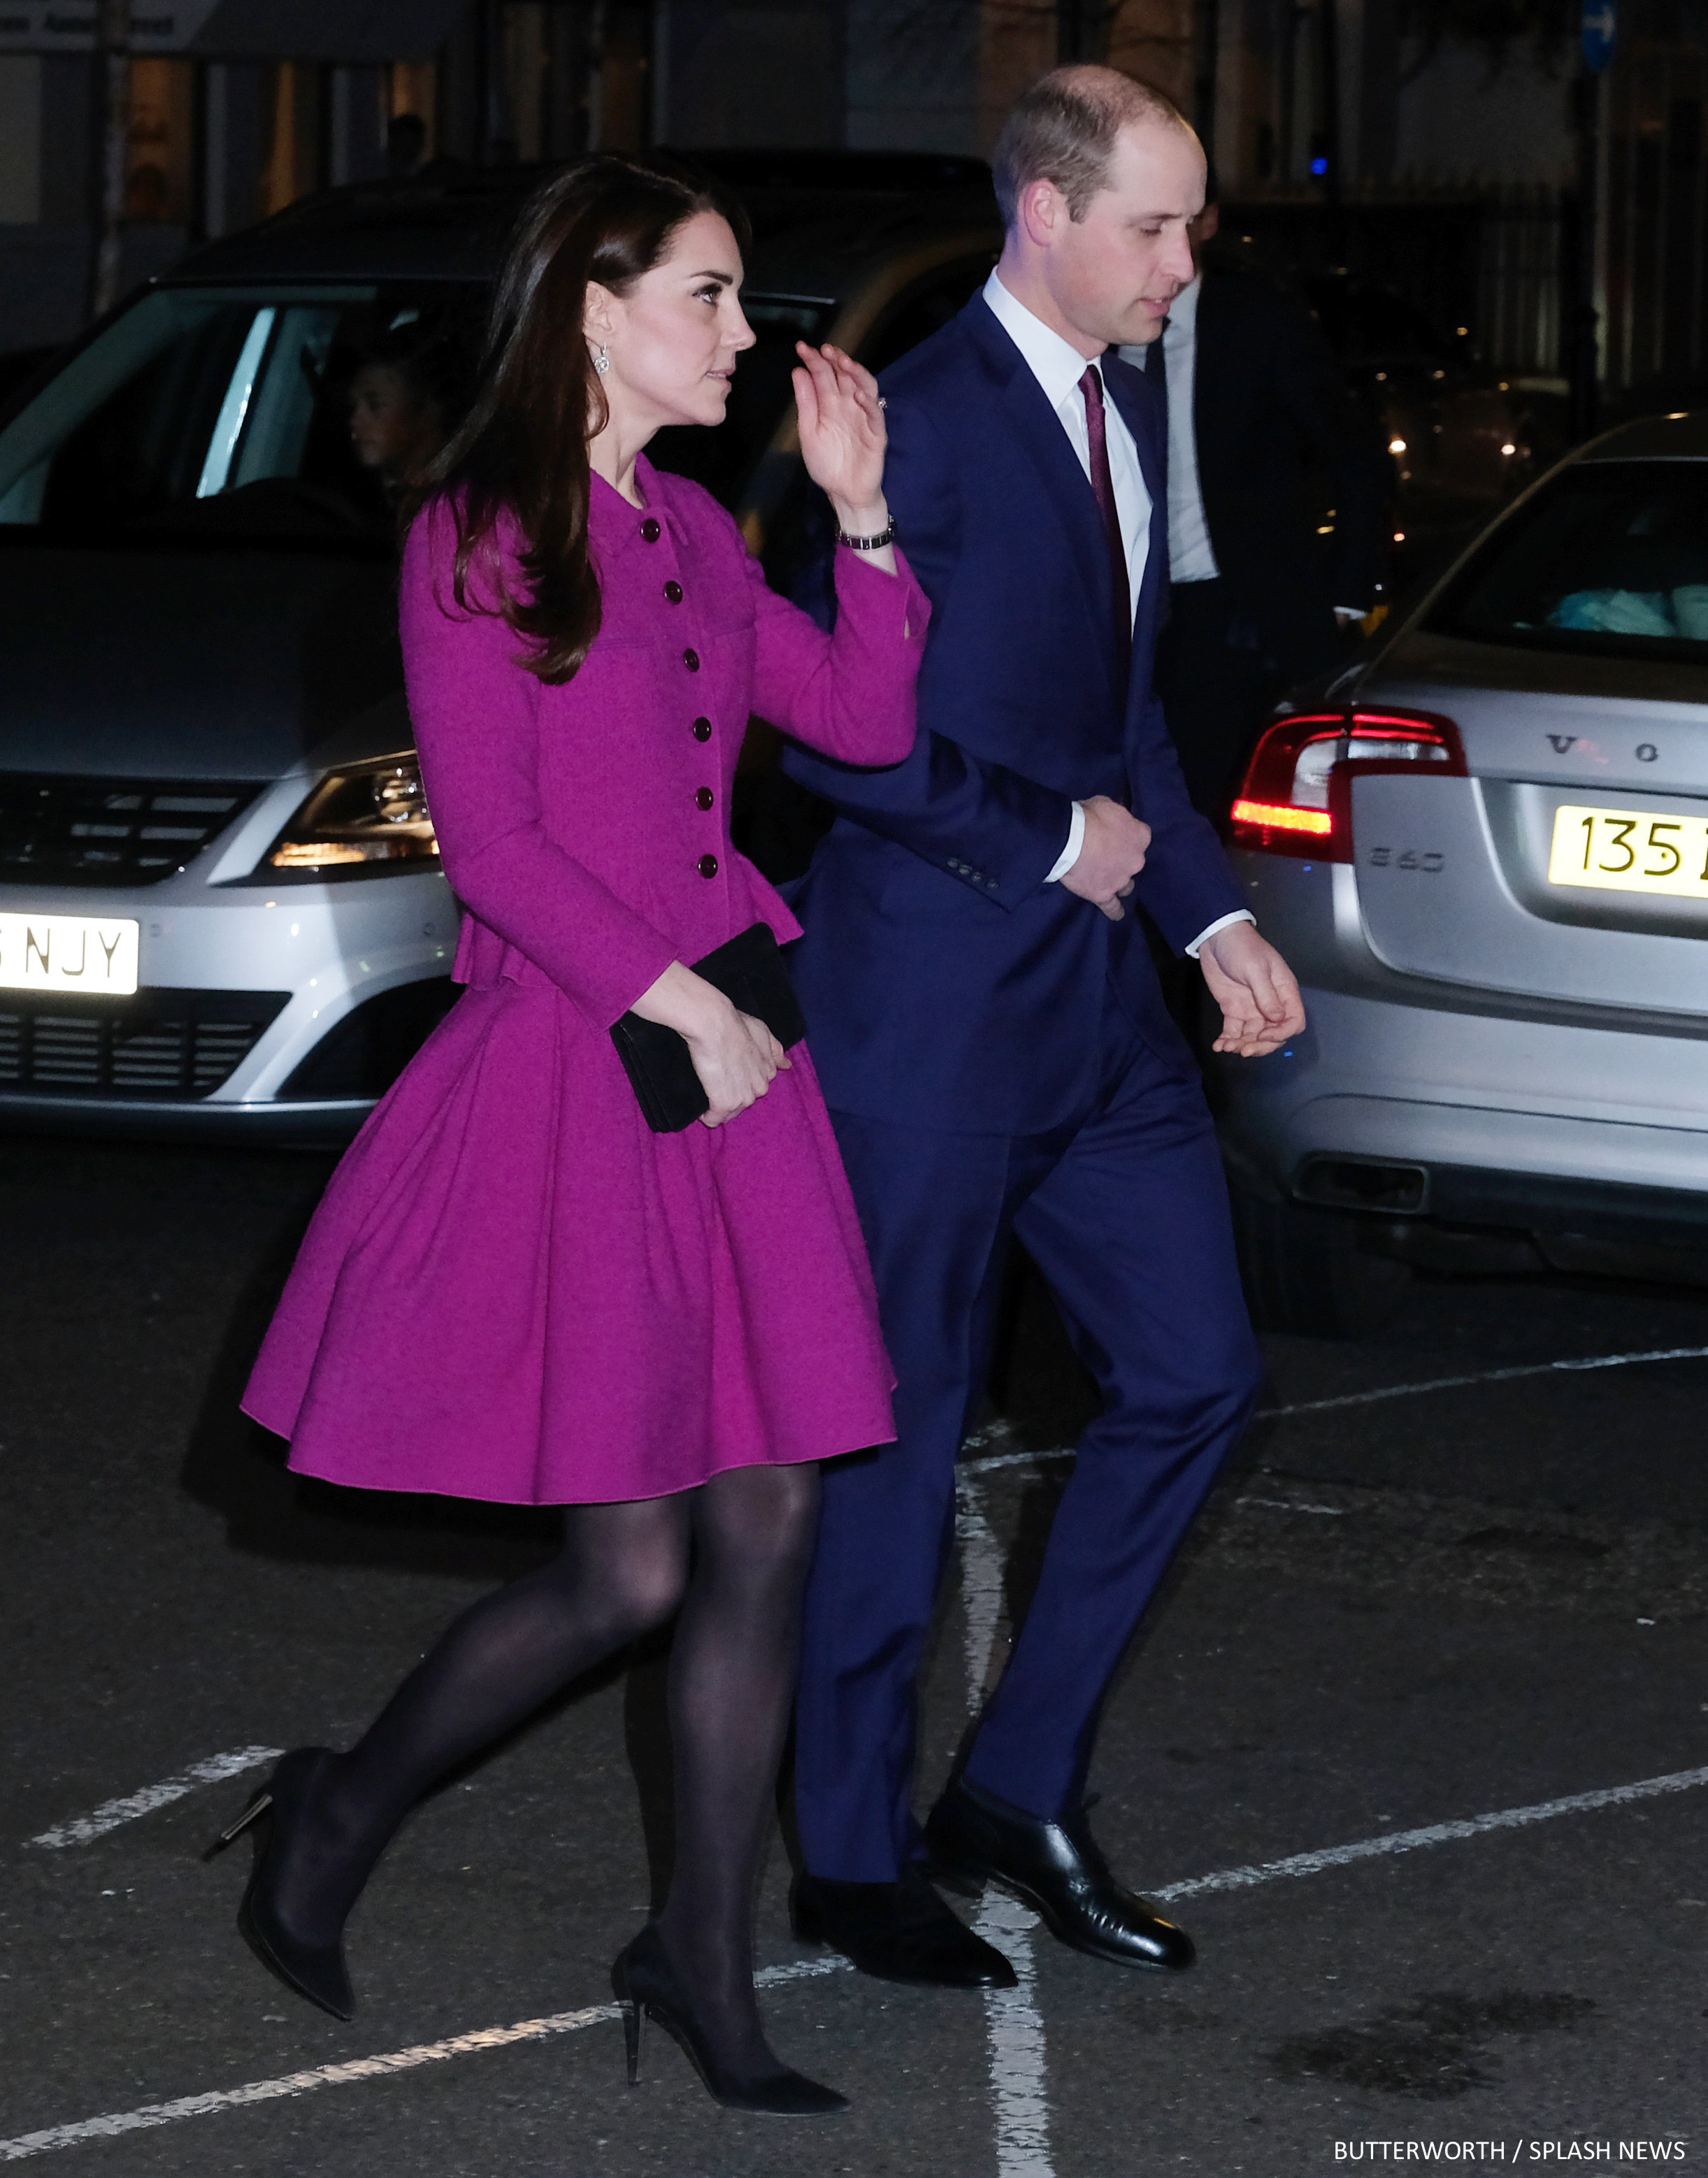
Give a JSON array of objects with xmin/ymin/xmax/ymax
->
[{"xmin": 794, "ymin": 990, "xmax": 1264, "ymax": 1882}]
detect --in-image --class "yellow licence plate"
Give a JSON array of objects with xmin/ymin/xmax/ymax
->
[
  {"xmin": 0, "ymin": 912, "xmax": 140, "ymax": 995},
  {"xmin": 1547, "ymin": 803, "xmax": 1708, "ymax": 900}
]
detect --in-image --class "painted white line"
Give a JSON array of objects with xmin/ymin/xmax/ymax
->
[
  {"xmin": 974, "ymin": 1891, "xmax": 1053, "ymax": 2178},
  {"xmin": 1239, "ymin": 1497, "xmax": 1346, "ymax": 1517},
  {"xmin": 957, "ymin": 1480, "xmax": 1007, "ymax": 1702},
  {"xmin": 0, "ymin": 2009, "xmax": 614, "ymax": 2161},
  {"xmin": 1258, "ymin": 1343, "xmax": 1708, "ymax": 1421},
  {"xmin": 0, "ymin": 1956, "xmax": 851, "ymax": 2162},
  {"xmin": 959, "ymin": 1346, "xmax": 1708, "ymax": 1462},
  {"xmin": 963, "ymin": 1447, "xmax": 1069, "ymax": 1475},
  {"xmin": 964, "ymin": 1452, "xmax": 1342, "ymax": 1519},
  {"xmin": 9, "ymin": 1761, "xmax": 1707, "ymax": 2159},
  {"xmin": 956, "ymin": 1478, "xmax": 1057, "ymax": 2178},
  {"xmin": 28, "ymin": 1748, "xmax": 283, "ymax": 1851},
  {"xmin": 1151, "ymin": 1762, "xmax": 1708, "ymax": 1903}
]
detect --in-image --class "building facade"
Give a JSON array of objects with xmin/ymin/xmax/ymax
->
[{"xmin": 1, "ymin": 0, "xmax": 1702, "ymax": 403}]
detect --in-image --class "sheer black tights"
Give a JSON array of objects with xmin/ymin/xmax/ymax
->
[
  {"xmin": 270, "ymin": 1464, "xmax": 820, "ymax": 2075},
  {"xmin": 654, "ymin": 1464, "xmax": 821, "ymax": 2075}
]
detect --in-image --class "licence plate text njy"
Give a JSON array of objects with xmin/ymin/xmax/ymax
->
[{"xmin": 0, "ymin": 914, "xmax": 141, "ymax": 995}]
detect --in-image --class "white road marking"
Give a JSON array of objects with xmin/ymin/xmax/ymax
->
[
  {"xmin": 973, "ymin": 1891, "xmax": 1054, "ymax": 2178},
  {"xmin": 963, "ymin": 1447, "xmax": 1069, "ymax": 1474},
  {"xmin": 957, "ymin": 1481, "xmax": 1007, "ymax": 1703},
  {"xmin": 956, "ymin": 1478, "xmax": 1057, "ymax": 2178},
  {"xmin": 959, "ymin": 1345, "xmax": 1708, "ymax": 1467},
  {"xmin": 1152, "ymin": 1761, "xmax": 1708, "ymax": 1903},
  {"xmin": 1258, "ymin": 1342, "xmax": 1708, "ymax": 1421},
  {"xmin": 19, "ymin": 1350, "xmax": 1704, "ymax": 2158},
  {"xmin": 0, "ymin": 1956, "xmax": 852, "ymax": 2162},
  {"xmin": 7, "ymin": 1761, "xmax": 1706, "ymax": 2159},
  {"xmin": 28, "ymin": 1748, "xmax": 283, "ymax": 1850},
  {"xmin": 1239, "ymin": 1496, "xmax": 1346, "ymax": 1516}
]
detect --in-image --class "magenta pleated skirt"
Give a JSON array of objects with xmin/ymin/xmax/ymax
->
[{"xmin": 242, "ymin": 980, "xmax": 896, "ymax": 1503}]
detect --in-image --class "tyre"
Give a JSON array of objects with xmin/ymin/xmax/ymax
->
[{"xmin": 1230, "ymin": 1184, "xmax": 1411, "ymax": 1338}]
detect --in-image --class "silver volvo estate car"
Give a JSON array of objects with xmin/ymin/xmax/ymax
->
[{"xmin": 1214, "ymin": 411, "xmax": 1708, "ymax": 1333}]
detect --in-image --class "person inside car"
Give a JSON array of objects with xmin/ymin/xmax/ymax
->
[{"xmin": 345, "ymin": 330, "xmax": 454, "ymax": 500}]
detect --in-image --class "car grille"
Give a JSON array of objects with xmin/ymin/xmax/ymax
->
[
  {"xmin": 0, "ymin": 774, "xmax": 259, "ymax": 887},
  {"xmin": 0, "ymin": 989, "xmax": 289, "ymax": 1098}
]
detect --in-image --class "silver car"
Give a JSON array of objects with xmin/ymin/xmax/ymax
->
[
  {"xmin": 1214, "ymin": 411, "xmax": 1708, "ymax": 1333},
  {"xmin": 0, "ymin": 266, "xmax": 480, "ymax": 1141},
  {"xmin": 0, "ymin": 162, "xmax": 998, "ymax": 1142}
]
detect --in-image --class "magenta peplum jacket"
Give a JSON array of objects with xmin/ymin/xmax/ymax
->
[{"xmin": 241, "ymin": 457, "xmax": 928, "ymax": 1503}]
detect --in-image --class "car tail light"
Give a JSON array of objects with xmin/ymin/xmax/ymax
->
[{"xmin": 1228, "ymin": 709, "xmax": 1465, "ymax": 862}]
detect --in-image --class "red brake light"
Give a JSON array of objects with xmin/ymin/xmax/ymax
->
[
  {"xmin": 1229, "ymin": 798, "xmax": 1333, "ymax": 838},
  {"xmin": 1228, "ymin": 708, "xmax": 1465, "ymax": 861}
]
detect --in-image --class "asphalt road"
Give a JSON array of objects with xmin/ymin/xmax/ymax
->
[{"xmin": 1, "ymin": 1134, "xmax": 1704, "ymax": 2176}]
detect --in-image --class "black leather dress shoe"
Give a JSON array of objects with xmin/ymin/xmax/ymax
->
[
  {"xmin": 790, "ymin": 1865, "xmax": 1017, "ymax": 1989},
  {"xmin": 926, "ymin": 1777, "xmax": 1194, "ymax": 1972}
]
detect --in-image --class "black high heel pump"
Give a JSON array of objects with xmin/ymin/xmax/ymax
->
[
  {"xmin": 610, "ymin": 1923, "xmax": 845, "ymax": 2116},
  {"xmin": 208, "ymin": 1747, "xmax": 356, "ymax": 2021}
]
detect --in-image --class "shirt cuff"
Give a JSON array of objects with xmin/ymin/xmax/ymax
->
[
  {"xmin": 1184, "ymin": 908, "xmax": 1256, "ymax": 958},
  {"xmin": 1044, "ymin": 800, "xmax": 1086, "ymax": 884}
]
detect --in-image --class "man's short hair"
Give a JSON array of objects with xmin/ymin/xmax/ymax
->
[{"xmin": 991, "ymin": 65, "xmax": 1191, "ymax": 227}]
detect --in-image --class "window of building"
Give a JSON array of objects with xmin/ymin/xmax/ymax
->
[
  {"xmin": 126, "ymin": 58, "xmax": 194, "ymax": 225},
  {"xmin": 261, "ymin": 62, "xmax": 323, "ymax": 220}
]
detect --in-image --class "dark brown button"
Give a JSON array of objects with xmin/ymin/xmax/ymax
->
[
  {"xmin": 682, "ymin": 647, "xmax": 700, "ymax": 671},
  {"xmin": 696, "ymin": 786, "xmax": 715, "ymax": 810},
  {"xmin": 664, "ymin": 579, "xmax": 684, "ymax": 604},
  {"xmin": 696, "ymin": 853, "xmax": 719, "ymax": 878},
  {"xmin": 691, "ymin": 717, "xmax": 712, "ymax": 741},
  {"xmin": 640, "ymin": 517, "xmax": 661, "ymax": 542}
]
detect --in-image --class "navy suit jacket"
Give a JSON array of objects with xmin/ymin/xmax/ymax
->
[{"xmin": 784, "ymin": 293, "xmax": 1248, "ymax": 1135}]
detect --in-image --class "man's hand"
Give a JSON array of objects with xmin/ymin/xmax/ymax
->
[
  {"xmin": 1199, "ymin": 922, "xmax": 1306, "ymax": 1056},
  {"xmin": 1059, "ymin": 795, "xmax": 1152, "ymax": 922}
]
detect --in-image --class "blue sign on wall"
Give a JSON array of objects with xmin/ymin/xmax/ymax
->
[{"xmin": 1582, "ymin": 0, "xmax": 1616, "ymax": 69}]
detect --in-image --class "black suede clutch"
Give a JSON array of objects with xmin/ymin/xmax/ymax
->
[{"xmin": 610, "ymin": 921, "xmax": 807, "ymax": 1133}]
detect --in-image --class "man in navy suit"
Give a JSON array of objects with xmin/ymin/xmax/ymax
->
[{"xmin": 784, "ymin": 65, "xmax": 1306, "ymax": 1990}]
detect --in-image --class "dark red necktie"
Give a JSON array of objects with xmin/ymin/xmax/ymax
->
[{"xmin": 1079, "ymin": 362, "xmax": 1132, "ymax": 669}]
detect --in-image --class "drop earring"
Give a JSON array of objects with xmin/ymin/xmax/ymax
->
[{"xmin": 593, "ymin": 343, "xmax": 610, "ymax": 377}]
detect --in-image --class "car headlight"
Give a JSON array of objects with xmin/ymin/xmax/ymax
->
[{"xmin": 267, "ymin": 757, "xmax": 440, "ymax": 873}]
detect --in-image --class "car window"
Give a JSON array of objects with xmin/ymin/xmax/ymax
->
[
  {"xmin": 647, "ymin": 295, "xmax": 838, "ymax": 508},
  {"xmin": 746, "ymin": 257, "xmax": 993, "ymax": 601},
  {"xmin": 0, "ymin": 284, "xmax": 481, "ymax": 554},
  {"xmin": 646, "ymin": 259, "xmax": 990, "ymax": 515},
  {"xmin": 1427, "ymin": 461, "xmax": 1708, "ymax": 661},
  {"xmin": 861, "ymin": 255, "xmax": 993, "ymax": 376}
]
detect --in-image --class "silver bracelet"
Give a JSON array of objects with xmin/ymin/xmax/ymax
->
[{"xmin": 836, "ymin": 520, "xmax": 897, "ymax": 551}]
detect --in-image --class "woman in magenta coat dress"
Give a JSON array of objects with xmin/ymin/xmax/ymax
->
[{"xmin": 218, "ymin": 157, "xmax": 926, "ymax": 2117}]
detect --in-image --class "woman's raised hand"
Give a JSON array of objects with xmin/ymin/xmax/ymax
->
[{"xmin": 793, "ymin": 342, "xmax": 889, "ymax": 538}]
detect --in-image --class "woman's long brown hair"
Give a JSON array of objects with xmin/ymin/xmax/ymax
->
[{"xmin": 410, "ymin": 155, "xmax": 748, "ymax": 685}]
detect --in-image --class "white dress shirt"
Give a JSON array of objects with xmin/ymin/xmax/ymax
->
[
  {"xmin": 982, "ymin": 269, "xmax": 1150, "ymax": 623},
  {"xmin": 982, "ymin": 272, "xmax": 1254, "ymax": 958},
  {"xmin": 1121, "ymin": 271, "xmax": 1219, "ymax": 584}
]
